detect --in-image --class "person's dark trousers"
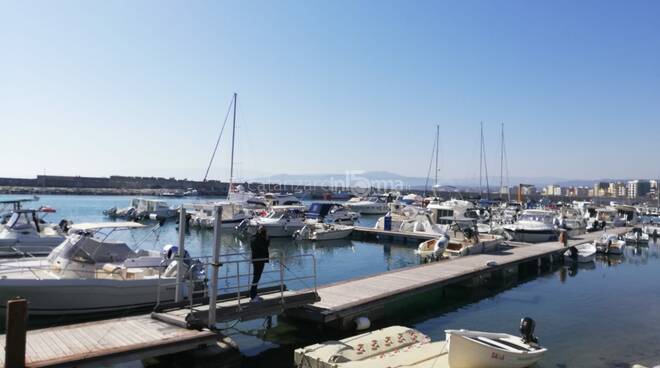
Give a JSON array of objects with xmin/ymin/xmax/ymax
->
[{"xmin": 250, "ymin": 261, "xmax": 266, "ymax": 299}]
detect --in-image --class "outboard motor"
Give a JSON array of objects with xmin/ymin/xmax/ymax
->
[
  {"xmin": 520, "ymin": 317, "xmax": 538, "ymax": 344},
  {"xmin": 568, "ymin": 246, "xmax": 578, "ymax": 260},
  {"xmin": 58, "ymin": 219, "xmax": 71, "ymax": 233}
]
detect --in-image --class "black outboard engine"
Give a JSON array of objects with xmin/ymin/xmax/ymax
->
[{"xmin": 520, "ymin": 317, "xmax": 538, "ymax": 344}]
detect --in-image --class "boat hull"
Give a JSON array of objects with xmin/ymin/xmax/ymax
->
[
  {"xmin": 504, "ymin": 229, "xmax": 557, "ymax": 243},
  {"xmin": 0, "ymin": 279, "xmax": 178, "ymax": 315},
  {"xmin": 447, "ymin": 331, "xmax": 546, "ymax": 368},
  {"xmin": 311, "ymin": 228, "xmax": 353, "ymax": 241}
]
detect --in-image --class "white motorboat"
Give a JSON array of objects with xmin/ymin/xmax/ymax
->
[
  {"xmin": 643, "ymin": 223, "xmax": 660, "ymax": 237},
  {"xmin": 294, "ymin": 223, "xmax": 354, "ymax": 241},
  {"xmin": 306, "ymin": 203, "xmax": 359, "ymax": 225},
  {"xmin": 245, "ymin": 193, "xmax": 303, "ymax": 210},
  {"xmin": 502, "ymin": 210, "xmax": 558, "ymax": 243},
  {"xmin": 446, "ymin": 318, "xmax": 547, "ymax": 368},
  {"xmin": 624, "ymin": 227, "xmax": 650, "ymax": 244},
  {"xmin": 595, "ymin": 207, "xmax": 627, "ymax": 228},
  {"xmin": 294, "ymin": 317, "xmax": 546, "ymax": 368},
  {"xmin": 427, "ymin": 198, "xmax": 480, "ymax": 229},
  {"xmin": 564, "ymin": 242, "xmax": 597, "ymax": 263},
  {"xmin": 188, "ymin": 202, "xmax": 254, "ymax": 230},
  {"xmin": 345, "ymin": 195, "xmax": 392, "ymax": 215},
  {"xmin": 374, "ymin": 206, "xmax": 447, "ymax": 236},
  {"xmin": 594, "ymin": 233, "xmax": 626, "ymax": 254},
  {"xmin": 416, "ymin": 235, "xmax": 449, "ymax": 259},
  {"xmin": 237, "ymin": 206, "xmax": 307, "ymax": 237},
  {"xmin": 558, "ymin": 208, "xmax": 587, "ymax": 237},
  {"xmin": 104, "ymin": 198, "xmax": 177, "ymax": 221},
  {"xmin": 0, "ymin": 222, "xmax": 203, "ymax": 315},
  {"xmin": 0, "ymin": 209, "xmax": 67, "ymax": 256}
]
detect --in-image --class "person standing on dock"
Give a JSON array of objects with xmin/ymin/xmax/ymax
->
[{"xmin": 250, "ymin": 225, "xmax": 270, "ymax": 302}]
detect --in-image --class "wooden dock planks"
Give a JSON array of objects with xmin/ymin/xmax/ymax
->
[
  {"xmin": 292, "ymin": 228, "xmax": 629, "ymax": 325},
  {"xmin": 0, "ymin": 315, "xmax": 217, "ymax": 367}
]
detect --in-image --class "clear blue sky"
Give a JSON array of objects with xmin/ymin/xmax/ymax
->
[{"xmin": 2, "ymin": 0, "xmax": 659, "ymax": 182}]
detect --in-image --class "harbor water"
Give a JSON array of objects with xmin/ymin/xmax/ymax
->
[{"xmin": 4, "ymin": 194, "xmax": 660, "ymax": 367}]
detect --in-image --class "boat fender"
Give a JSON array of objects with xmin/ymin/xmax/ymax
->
[{"xmin": 354, "ymin": 316, "xmax": 371, "ymax": 331}]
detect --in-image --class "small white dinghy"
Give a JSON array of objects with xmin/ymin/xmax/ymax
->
[
  {"xmin": 416, "ymin": 235, "xmax": 449, "ymax": 259},
  {"xmin": 594, "ymin": 233, "xmax": 626, "ymax": 254},
  {"xmin": 564, "ymin": 243, "xmax": 597, "ymax": 263},
  {"xmin": 294, "ymin": 223, "xmax": 354, "ymax": 241},
  {"xmin": 445, "ymin": 318, "xmax": 547, "ymax": 368},
  {"xmin": 624, "ymin": 227, "xmax": 649, "ymax": 244}
]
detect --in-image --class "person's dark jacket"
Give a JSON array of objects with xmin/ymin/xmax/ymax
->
[{"xmin": 250, "ymin": 233, "xmax": 270, "ymax": 262}]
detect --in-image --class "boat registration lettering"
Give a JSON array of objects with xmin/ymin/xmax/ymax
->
[{"xmin": 491, "ymin": 352, "xmax": 505, "ymax": 360}]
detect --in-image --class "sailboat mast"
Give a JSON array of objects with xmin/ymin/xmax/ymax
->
[
  {"xmin": 229, "ymin": 92, "xmax": 237, "ymax": 192},
  {"xmin": 500, "ymin": 122, "xmax": 504, "ymax": 200},
  {"xmin": 435, "ymin": 124, "xmax": 439, "ymax": 188},
  {"xmin": 479, "ymin": 122, "xmax": 483, "ymax": 197}
]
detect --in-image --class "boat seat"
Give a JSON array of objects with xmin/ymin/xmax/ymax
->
[{"xmin": 473, "ymin": 336, "xmax": 525, "ymax": 353}]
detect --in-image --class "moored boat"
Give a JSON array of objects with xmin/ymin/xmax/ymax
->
[
  {"xmin": 564, "ymin": 242, "xmax": 597, "ymax": 263},
  {"xmin": 0, "ymin": 222, "xmax": 204, "ymax": 315},
  {"xmin": 624, "ymin": 227, "xmax": 649, "ymax": 244},
  {"xmin": 594, "ymin": 233, "xmax": 626, "ymax": 254},
  {"xmin": 294, "ymin": 317, "xmax": 546, "ymax": 368},
  {"xmin": 416, "ymin": 235, "xmax": 449, "ymax": 259},
  {"xmin": 294, "ymin": 223, "xmax": 354, "ymax": 241},
  {"xmin": 446, "ymin": 318, "xmax": 546, "ymax": 368}
]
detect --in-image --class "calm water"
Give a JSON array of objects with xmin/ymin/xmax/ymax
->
[{"xmin": 3, "ymin": 194, "xmax": 660, "ymax": 367}]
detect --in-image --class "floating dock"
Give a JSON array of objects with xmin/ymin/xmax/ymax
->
[
  {"xmin": 287, "ymin": 228, "xmax": 629, "ymax": 329},
  {"xmin": 0, "ymin": 314, "xmax": 218, "ymax": 367},
  {"xmin": 0, "ymin": 288, "xmax": 318, "ymax": 367}
]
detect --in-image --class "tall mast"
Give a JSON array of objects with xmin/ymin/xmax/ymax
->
[
  {"xmin": 500, "ymin": 122, "xmax": 504, "ymax": 200},
  {"xmin": 435, "ymin": 124, "xmax": 439, "ymax": 188},
  {"xmin": 479, "ymin": 122, "xmax": 483, "ymax": 197},
  {"xmin": 229, "ymin": 92, "xmax": 237, "ymax": 192},
  {"xmin": 480, "ymin": 121, "xmax": 491, "ymax": 200}
]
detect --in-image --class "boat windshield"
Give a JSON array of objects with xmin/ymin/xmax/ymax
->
[
  {"xmin": 6, "ymin": 212, "xmax": 36, "ymax": 230},
  {"xmin": 519, "ymin": 214, "xmax": 554, "ymax": 224}
]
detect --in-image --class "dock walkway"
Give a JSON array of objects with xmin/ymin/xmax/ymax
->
[
  {"xmin": 288, "ymin": 228, "xmax": 628, "ymax": 329},
  {"xmin": 0, "ymin": 314, "xmax": 217, "ymax": 368}
]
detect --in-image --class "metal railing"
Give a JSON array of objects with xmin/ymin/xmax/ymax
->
[{"xmin": 153, "ymin": 251, "xmax": 317, "ymax": 326}]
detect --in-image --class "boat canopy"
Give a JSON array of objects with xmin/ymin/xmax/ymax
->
[
  {"xmin": 48, "ymin": 235, "xmax": 134, "ymax": 264},
  {"xmin": 69, "ymin": 222, "xmax": 146, "ymax": 231}
]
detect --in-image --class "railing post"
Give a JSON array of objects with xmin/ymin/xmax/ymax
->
[
  {"xmin": 175, "ymin": 206, "xmax": 186, "ymax": 303},
  {"xmin": 208, "ymin": 205, "xmax": 222, "ymax": 328},
  {"xmin": 5, "ymin": 298, "xmax": 27, "ymax": 368},
  {"xmin": 280, "ymin": 255, "xmax": 285, "ymax": 306}
]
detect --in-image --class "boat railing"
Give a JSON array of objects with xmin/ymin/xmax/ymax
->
[{"xmin": 153, "ymin": 251, "xmax": 317, "ymax": 328}]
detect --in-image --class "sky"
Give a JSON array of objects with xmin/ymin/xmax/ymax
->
[{"xmin": 2, "ymin": 0, "xmax": 660, "ymax": 183}]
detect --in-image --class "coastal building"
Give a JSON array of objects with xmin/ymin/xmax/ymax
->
[
  {"xmin": 627, "ymin": 179, "xmax": 651, "ymax": 199},
  {"xmin": 593, "ymin": 182, "xmax": 608, "ymax": 197}
]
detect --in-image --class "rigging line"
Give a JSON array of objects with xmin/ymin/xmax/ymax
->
[
  {"xmin": 424, "ymin": 129, "xmax": 439, "ymax": 197},
  {"xmin": 203, "ymin": 95, "xmax": 236, "ymax": 182}
]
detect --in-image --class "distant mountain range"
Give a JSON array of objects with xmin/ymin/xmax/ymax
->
[{"xmin": 250, "ymin": 171, "xmax": 624, "ymax": 189}]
